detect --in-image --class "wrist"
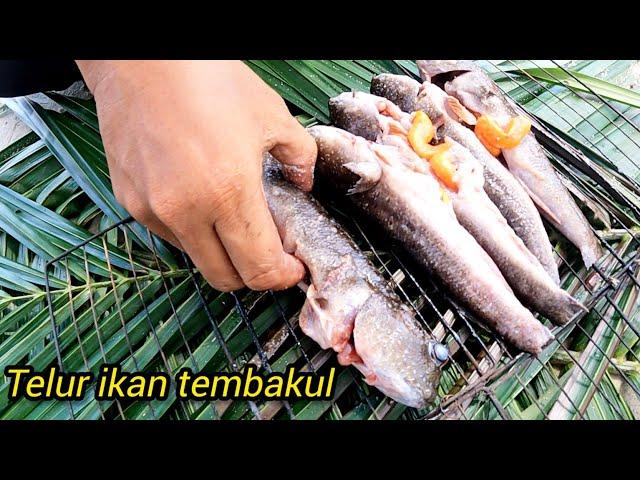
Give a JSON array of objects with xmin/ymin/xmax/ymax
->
[
  {"xmin": 75, "ymin": 60, "xmax": 108, "ymax": 92},
  {"xmin": 76, "ymin": 60, "xmax": 142, "ymax": 94}
]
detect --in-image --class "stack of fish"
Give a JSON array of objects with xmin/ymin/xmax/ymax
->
[{"xmin": 264, "ymin": 60, "xmax": 602, "ymax": 409}]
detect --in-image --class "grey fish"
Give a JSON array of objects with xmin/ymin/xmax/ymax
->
[
  {"xmin": 327, "ymin": 91, "xmax": 511, "ymax": 289},
  {"xmin": 309, "ymin": 126, "xmax": 554, "ymax": 353},
  {"xmin": 263, "ymin": 156, "xmax": 446, "ymax": 408},
  {"xmin": 329, "ymin": 91, "xmax": 411, "ymax": 142},
  {"xmin": 417, "ymin": 60, "xmax": 603, "ymax": 268},
  {"xmin": 371, "ymin": 73, "xmax": 560, "ymax": 284},
  {"xmin": 441, "ymin": 141, "xmax": 585, "ymax": 325},
  {"xmin": 327, "ymin": 91, "xmax": 583, "ymax": 324}
]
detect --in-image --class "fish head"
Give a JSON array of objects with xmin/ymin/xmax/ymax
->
[
  {"xmin": 415, "ymin": 82, "xmax": 450, "ymax": 127},
  {"xmin": 370, "ymin": 74, "xmax": 421, "ymax": 113},
  {"xmin": 308, "ymin": 125, "xmax": 382, "ymax": 194},
  {"xmin": 416, "ymin": 60, "xmax": 477, "ymax": 83},
  {"xmin": 329, "ymin": 91, "xmax": 410, "ymax": 141},
  {"xmin": 444, "ymin": 70, "xmax": 504, "ymax": 118},
  {"xmin": 329, "ymin": 92, "xmax": 384, "ymax": 141},
  {"xmin": 353, "ymin": 292, "xmax": 446, "ymax": 408},
  {"xmin": 310, "ymin": 125, "xmax": 443, "ymax": 201}
]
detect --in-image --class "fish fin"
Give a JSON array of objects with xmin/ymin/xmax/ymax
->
[
  {"xmin": 363, "ymin": 372, "xmax": 378, "ymax": 386},
  {"xmin": 417, "ymin": 64, "xmax": 433, "ymax": 82},
  {"xmin": 378, "ymin": 100, "xmax": 404, "ymax": 120},
  {"xmin": 446, "ymin": 96, "xmax": 477, "ymax": 125},
  {"xmin": 344, "ymin": 161, "xmax": 382, "ymax": 194},
  {"xmin": 337, "ymin": 342, "xmax": 364, "ymax": 366},
  {"xmin": 305, "ymin": 284, "xmax": 326, "ymax": 313},
  {"xmin": 554, "ymin": 292, "xmax": 588, "ymax": 326},
  {"xmin": 299, "ymin": 285, "xmax": 332, "ymax": 350},
  {"xmin": 573, "ymin": 297, "xmax": 589, "ymax": 314},
  {"xmin": 303, "ymin": 282, "xmax": 353, "ymax": 352},
  {"xmin": 386, "ymin": 119, "xmax": 408, "ymax": 136},
  {"xmin": 373, "ymin": 144, "xmax": 404, "ymax": 166},
  {"xmin": 310, "ymin": 255, "xmax": 361, "ymax": 353},
  {"xmin": 508, "ymin": 153, "xmax": 546, "ymax": 181},
  {"xmin": 515, "ymin": 177, "xmax": 563, "ymax": 226},
  {"xmin": 581, "ymin": 243, "xmax": 603, "ymax": 269}
]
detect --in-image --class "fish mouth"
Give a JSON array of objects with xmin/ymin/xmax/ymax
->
[
  {"xmin": 299, "ymin": 274, "xmax": 445, "ymax": 408},
  {"xmin": 370, "ymin": 375, "xmax": 430, "ymax": 409},
  {"xmin": 363, "ymin": 340, "xmax": 447, "ymax": 409},
  {"xmin": 428, "ymin": 70, "xmax": 469, "ymax": 88},
  {"xmin": 417, "ymin": 60, "xmax": 476, "ymax": 86}
]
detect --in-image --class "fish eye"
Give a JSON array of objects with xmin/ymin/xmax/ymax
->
[{"xmin": 429, "ymin": 342, "xmax": 449, "ymax": 365}]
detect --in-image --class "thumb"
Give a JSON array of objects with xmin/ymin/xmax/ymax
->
[{"xmin": 270, "ymin": 117, "xmax": 318, "ymax": 192}]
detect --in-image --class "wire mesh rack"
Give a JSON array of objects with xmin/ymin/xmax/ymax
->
[{"xmin": 42, "ymin": 60, "xmax": 640, "ymax": 420}]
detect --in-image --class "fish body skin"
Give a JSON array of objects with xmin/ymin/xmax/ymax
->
[
  {"xmin": 328, "ymin": 90, "xmax": 582, "ymax": 324},
  {"xmin": 329, "ymin": 93, "xmax": 383, "ymax": 142},
  {"xmin": 500, "ymin": 133, "xmax": 603, "ymax": 268},
  {"xmin": 263, "ymin": 157, "xmax": 442, "ymax": 408},
  {"xmin": 445, "ymin": 141, "xmax": 586, "ymax": 325},
  {"xmin": 309, "ymin": 126, "xmax": 554, "ymax": 354},
  {"xmin": 442, "ymin": 122, "xmax": 561, "ymax": 283},
  {"xmin": 417, "ymin": 61, "xmax": 603, "ymax": 268},
  {"xmin": 371, "ymin": 74, "xmax": 560, "ymax": 284},
  {"xmin": 369, "ymin": 74, "xmax": 421, "ymax": 113}
]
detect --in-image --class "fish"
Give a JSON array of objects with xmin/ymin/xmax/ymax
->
[
  {"xmin": 327, "ymin": 91, "xmax": 584, "ymax": 324},
  {"xmin": 328, "ymin": 91, "xmax": 413, "ymax": 142},
  {"xmin": 440, "ymin": 141, "xmax": 586, "ymax": 325},
  {"xmin": 263, "ymin": 156, "xmax": 446, "ymax": 408},
  {"xmin": 371, "ymin": 73, "xmax": 560, "ymax": 284},
  {"xmin": 309, "ymin": 126, "xmax": 554, "ymax": 353},
  {"xmin": 417, "ymin": 60, "xmax": 603, "ymax": 268}
]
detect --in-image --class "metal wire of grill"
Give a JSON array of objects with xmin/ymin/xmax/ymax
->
[{"xmin": 43, "ymin": 61, "xmax": 640, "ymax": 420}]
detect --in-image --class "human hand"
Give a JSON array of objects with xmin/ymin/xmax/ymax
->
[{"xmin": 77, "ymin": 60, "xmax": 317, "ymax": 291}]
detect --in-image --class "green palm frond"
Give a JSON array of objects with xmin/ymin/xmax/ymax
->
[
  {"xmin": 492, "ymin": 63, "xmax": 640, "ymax": 108},
  {"xmin": 3, "ymin": 98, "xmax": 176, "ymax": 267},
  {"xmin": 0, "ymin": 182, "xmax": 137, "ymax": 280}
]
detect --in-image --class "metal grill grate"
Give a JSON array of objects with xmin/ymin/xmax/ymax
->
[{"xmin": 43, "ymin": 61, "xmax": 640, "ymax": 420}]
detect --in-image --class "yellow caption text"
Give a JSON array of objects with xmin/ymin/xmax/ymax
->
[{"xmin": 4, "ymin": 364, "xmax": 336, "ymax": 401}]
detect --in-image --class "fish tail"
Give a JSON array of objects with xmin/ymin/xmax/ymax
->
[
  {"xmin": 537, "ymin": 328, "xmax": 556, "ymax": 353},
  {"xmin": 553, "ymin": 292, "xmax": 588, "ymax": 326},
  {"xmin": 581, "ymin": 241, "xmax": 604, "ymax": 269},
  {"xmin": 523, "ymin": 323, "xmax": 555, "ymax": 355}
]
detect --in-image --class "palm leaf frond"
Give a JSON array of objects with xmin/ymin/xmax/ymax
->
[{"xmin": 3, "ymin": 98, "xmax": 176, "ymax": 267}]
